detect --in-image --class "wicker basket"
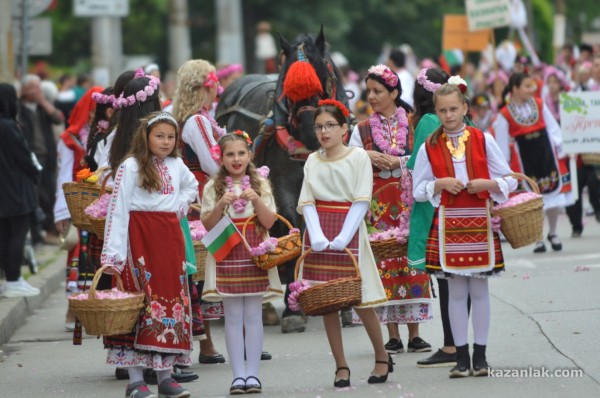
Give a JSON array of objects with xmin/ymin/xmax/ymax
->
[
  {"xmin": 294, "ymin": 248, "xmax": 362, "ymax": 316},
  {"xmin": 191, "ymin": 241, "xmax": 208, "ymax": 282},
  {"xmin": 85, "ymin": 175, "xmax": 111, "ymax": 238},
  {"xmin": 242, "ymin": 213, "xmax": 302, "ymax": 270},
  {"xmin": 370, "ymin": 238, "xmax": 408, "ymax": 261},
  {"xmin": 491, "ymin": 173, "xmax": 544, "ymax": 249},
  {"xmin": 63, "ymin": 167, "xmax": 111, "ymax": 230},
  {"xmin": 68, "ymin": 265, "xmax": 145, "ymax": 336},
  {"xmin": 581, "ymin": 153, "xmax": 600, "ymax": 166}
]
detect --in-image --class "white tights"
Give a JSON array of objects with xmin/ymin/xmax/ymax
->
[
  {"xmin": 223, "ymin": 296, "xmax": 264, "ymax": 381},
  {"xmin": 546, "ymin": 207, "xmax": 561, "ymax": 236},
  {"xmin": 447, "ymin": 276, "xmax": 490, "ymax": 347}
]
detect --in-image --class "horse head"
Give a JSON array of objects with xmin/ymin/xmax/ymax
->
[{"xmin": 276, "ymin": 26, "xmax": 348, "ymax": 151}]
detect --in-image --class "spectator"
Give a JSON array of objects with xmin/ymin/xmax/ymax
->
[{"xmin": 387, "ymin": 49, "xmax": 415, "ymax": 107}]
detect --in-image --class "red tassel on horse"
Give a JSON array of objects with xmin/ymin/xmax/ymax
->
[{"xmin": 283, "ymin": 61, "xmax": 323, "ymax": 103}]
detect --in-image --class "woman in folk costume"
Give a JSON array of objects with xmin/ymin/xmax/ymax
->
[
  {"xmin": 201, "ymin": 132, "xmax": 283, "ymax": 394},
  {"xmin": 413, "ymin": 80, "xmax": 517, "ymax": 378},
  {"xmin": 348, "ymin": 64, "xmax": 432, "ymax": 355},
  {"xmin": 493, "ymin": 71, "xmax": 574, "ymax": 253},
  {"xmin": 297, "ymin": 100, "xmax": 392, "ymax": 388},
  {"xmin": 53, "ymin": 85, "xmax": 103, "ymax": 330},
  {"xmin": 172, "ymin": 59, "xmax": 228, "ymax": 364},
  {"xmin": 101, "ymin": 111, "xmax": 198, "ymax": 398}
]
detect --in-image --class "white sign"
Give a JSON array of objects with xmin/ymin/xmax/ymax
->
[
  {"xmin": 11, "ymin": 0, "xmax": 53, "ymax": 17},
  {"xmin": 11, "ymin": 17, "xmax": 52, "ymax": 56},
  {"xmin": 74, "ymin": 0, "xmax": 129, "ymax": 17},
  {"xmin": 560, "ymin": 91, "xmax": 600, "ymax": 154},
  {"xmin": 465, "ymin": 0, "xmax": 511, "ymax": 31}
]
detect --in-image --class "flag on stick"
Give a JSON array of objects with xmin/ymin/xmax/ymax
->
[{"xmin": 201, "ymin": 215, "xmax": 243, "ymax": 262}]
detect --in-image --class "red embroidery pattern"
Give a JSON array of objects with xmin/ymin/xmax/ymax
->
[{"xmin": 154, "ymin": 158, "xmax": 175, "ymax": 195}]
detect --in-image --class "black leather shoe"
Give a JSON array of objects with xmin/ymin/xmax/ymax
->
[
  {"xmin": 368, "ymin": 354, "xmax": 394, "ymax": 384},
  {"xmin": 143, "ymin": 368, "xmax": 199, "ymax": 385},
  {"xmin": 334, "ymin": 367, "xmax": 350, "ymax": 388},
  {"xmin": 199, "ymin": 353, "xmax": 225, "ymax": 364},
  {"xmin": 547, "ymin": 234, "xmax": 562, "ymax": 251}
]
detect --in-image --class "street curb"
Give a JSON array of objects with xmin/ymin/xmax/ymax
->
[{"xmin": 0, "ymin": 249, "xmax": 66, "ymax": 346}]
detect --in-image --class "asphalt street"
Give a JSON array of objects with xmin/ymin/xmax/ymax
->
[{"xmin": 1, "ymin": 211, "xmax": 599, "ymax": 398}]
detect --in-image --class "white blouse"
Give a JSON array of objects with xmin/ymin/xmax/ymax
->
[
  {"xmin": 181, "ymin": 115, "xmax": 224, "ymax": 178},
  {"xmin": 101, "ymin": 156, "xmax": 198, "ymax": 272},
  {"xmin": 412, "ymin": 132, "xmax": 517, "ymax": 207}
]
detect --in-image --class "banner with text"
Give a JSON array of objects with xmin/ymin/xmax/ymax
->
[
  {"xmin": 465, "ymin": 0, "xmax": 511, "ymax": 31},
  {"xmin": 560, "ymin": 91, "xmax": 600, "ymax": 154}
]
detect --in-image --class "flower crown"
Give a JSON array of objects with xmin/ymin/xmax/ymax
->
[
  {"xmin": 234, "ymin": 129, "xmax": 252, "ymax": 145},
  {"xmin": 216, "ymin": 64, "xmax": 244, "ymax": 80},
  {"xmin": 91, "ymin": 92, "xmax": 116, "ymax": 106},
  {"xmin": 318, "ymin": 99, "xmax": 350, "ymax": 117},
  {"xmin": 417, "ymin": 68, "xmax": 443, "ymax": 93},
  {"xmin": 203, "ymin": 71, "xmax": 219, "ymax": 88},
  {"xmin": 447, "ymin": 75, "xmax": 468, "ymax": 94},
  {"xmin": 112, "ymin": 68, "xmax": 160, "ymax": 109},
  {"xmin": 367, "ymin": 64, "xmax": 399, "ymax": 88}
]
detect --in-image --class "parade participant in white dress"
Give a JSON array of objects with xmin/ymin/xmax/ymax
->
[
  {"xmin": 101, "ymin": 112, "xmax": 198, "ymax": 398},
  {"xmin": 201, "ymin": 132, "xmax": 283, "ymax": 394},
  {"xmin": 413, "ymin": 81, "xmax": 517, "ymax": 378},
  {"xmin": 493, "ymin": 71, "xmax": 574, "ymax": 253},
  {"xmin": 297, "ymin": 99, "xmax": 391, "ymax": 388}
]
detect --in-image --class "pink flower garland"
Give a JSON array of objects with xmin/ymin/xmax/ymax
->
[
  {"xmin": 417, "ymin": 68, "xmax": 443, "ymax": 93},
  {"xmin": 288, "ymin": 280, "xmax": 310, "ymax": 311},
  {"xmin": 200, "ymin": 107, "xmax": 226, "ymax": 138},
  {"xmin": 370, "ymin": 107, "xmax": 409, "ymax": 156},
  {"xmin": 256, "ymin": 166, "xmax": 270, "ymax": 178},
  {"xmin": 226, "ymin": 175, "xmax": 250, "ymax": 213}
]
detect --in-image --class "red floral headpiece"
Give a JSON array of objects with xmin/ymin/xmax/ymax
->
[
  {"xmin": 234, "ymin": 130, "xmax": 253, "ymax": 145},
  {"xmin": 318, "ymin": 99, "xmax": 349, "ymax": 117}
]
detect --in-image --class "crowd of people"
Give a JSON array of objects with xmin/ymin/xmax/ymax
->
[{"xmin": 1, "ymin": 36, "xmax": 600, "ymax": 398}]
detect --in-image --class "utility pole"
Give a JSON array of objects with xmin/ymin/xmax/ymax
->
[
  {"xmin": 215, "ymin": 0, "xmax": 244, "ymax": 67},
  {"xmin": 91, "ymin": 16, "xmax": 123, "ymax": 87},
  {"xmin": 0, "ymin": 0, "xmax": 14, "ymax": 82},
  {"xmin": 168, "ymin": 0, "xmax": 192, "ymax": 74}
]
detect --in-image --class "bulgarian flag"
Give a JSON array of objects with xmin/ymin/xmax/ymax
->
[{"xmin": 201, "ymin": 215, "xmax": 243, "ymax": 262}]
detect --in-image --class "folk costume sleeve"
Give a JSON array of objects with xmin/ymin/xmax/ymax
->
[
  {"xmin": 200, "ymin": 179, "xmax": 217, "ymax": 216},
  {"xmin": 54, "ymin": 140, "xmax": 74, "ymax": 223},
  {"xmin": 297, "ymin": 155, "xmax": 316, "ymax": 213},
  {"xmin": 542, "ymin": 105, "xmax": 564, "ymax": 157},
  {"xmin": 177, "ymin": 158, "xmax": 199, "ymax": 218},
  {"xmin": 353, "ymin": 148, "xmax": 373, "ymax": 203},
  {"xmin": 348, "ymin": 125, "xmax": 364, "ymax": 148},
  {"xmin": 101, "ymin": 159, "xmax": 137, "ymax": 273},
  {"xmin": 182, "ymin": 115, "xmax": 220, "ymax": 177},
  {"xmin": 259, "ymin": 177, "xmax": 277, "ymax": 213},
  {"xmin": 303, "ymin": 205, "xmax": 329, "ymax": 252},
  {"xmin": 412, "ymin": 145, "xmax": 442, "ymax": 207},
  {"xmin": 406, "ymin": 114, "xmax": 440, "ymax": 170},
  {"xmin": 484, "ymin": 133, "xmax": 518, "ymax": 203},
  {"xmin": 491, "ymin": 113, "xmax": 511, "ymax": 162}
]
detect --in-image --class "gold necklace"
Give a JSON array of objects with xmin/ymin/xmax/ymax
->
[{"xmin": 442, "ymin": 129, "xmax": 470, "ymax": 159}]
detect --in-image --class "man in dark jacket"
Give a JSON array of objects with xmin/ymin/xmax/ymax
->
[{"xmin": 17, "ymin": 74, "xmax": 64, "ymax": 245}]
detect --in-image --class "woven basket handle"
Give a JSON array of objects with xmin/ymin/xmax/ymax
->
[
  {"xmin": 99, "ymin": 169, "xmax": 112, "ymax": 196},
  {"xmin": 189, "ymin": 203, "xmax": 202, "ymax": 213},
  {"xmin": 241, "ymin": 213, "xmax": 294, "ymax": 239},
  {"xmin": 503, "ymin": 172, "xmax": 540, "ymax": 195},
  {"xmin": 90, "ymin": 265, "xmax": 125, "ymax": 299},
  {"xmin": 294, "ymin": 247, "xmax": 359, "ymax": 280}
]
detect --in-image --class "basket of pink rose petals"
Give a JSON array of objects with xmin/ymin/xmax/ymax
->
[
  {"xmin": 491, "ymin": 173, "xmax": 544, "ymax": 249},
  {"xmin": 369, "ymin": 227, "xmax": 408, "ymax": 261},
  {"xmin": 68, "ymin": 266, "xmax": 145, "ymax": 336},
  {"xmin": 242, "ymin": 213, "xmax": 302, "ymax": 270},
  {"xmin": 188, "ymin": 214, "xmax": 208, "ymax": 282}
]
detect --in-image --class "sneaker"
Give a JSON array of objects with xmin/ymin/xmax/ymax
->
[
  {"xmin": 1, "ymin": 280, "xmax": 40, "ymax": 298},
  {"xmin": 157, "ymin": 378, "xmax": 190, "ymax": 398},
  {"xmin": 17, "ymin": 277, "xmax": 40, "ymax": 293},
  {"xmin": 416, "ymin": 349, "xmax": 457, "ymax": 368},
  {"xmin": 125, "ymin": 381, "xmax": 157, "ymax": 398},
  {"xmin": 407, "ymin": 337, "xmax": 432, "ymax": 353},
  {"xmin": 385, "ymin": 338, "xmax": 404, "ymax": 353}
]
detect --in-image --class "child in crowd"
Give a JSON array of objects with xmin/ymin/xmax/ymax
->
[
  {"xmin": 101, "ymin": 111, "xmax": 198, "ymax": 398},
  {"xmin": 412, "ymin": 80, "xmax": 517, "ymax": 378},
  {"xmin": 201, "ymin": 131, "xmax": 283, "ymax": 394},
  {"xmin": 297, "ymin": 99, "xmax": 391, "ymax": 388}
]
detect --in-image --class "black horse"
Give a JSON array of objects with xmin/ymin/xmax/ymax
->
[{"xmin": 216, "ymin": 27, "xmax": 348, "ymax": 332}]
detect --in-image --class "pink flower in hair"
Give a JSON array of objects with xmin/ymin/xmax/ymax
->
[
  {"xmin": 145, "ymin": 86, "xmax": 154, "ymax": 96},
  {"xmin": 126, "ymin": 95, "xmax": 136, "ymax": 106},
  {"xmin": 134, "ymin": 67, "xmax": 145, "ymax": 78},
  {"xmin": 368, "ymin": 64, "xmax": 399, "ymax": 88},
  {"xmin": 135, "ymin": 90, "xmax": 147, "ymax": 102},
  {"xmin": 417, "ymin": 68, "xmax": 443, "ymax": 93},
  {"xmin": 209, "ymin": 145, "xmax": 221, "ymax": 162}
]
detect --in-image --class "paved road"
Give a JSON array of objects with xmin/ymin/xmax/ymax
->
[{"xmin": 1, "ymin": 212, "xmax": 600, "ymax": 397}]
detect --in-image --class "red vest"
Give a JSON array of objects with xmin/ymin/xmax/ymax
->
[
  {"xmin": 425, "ymin": 127, "xmax": 490, "ymax": 206},
  {"xmin": 500, "ymin": 97, "xmax": 546, "ymax": 137}
]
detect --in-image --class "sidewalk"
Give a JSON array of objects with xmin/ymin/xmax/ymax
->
[{"xmin": 0, "ymin": 244, "xmax": 66, "ymax": 346}]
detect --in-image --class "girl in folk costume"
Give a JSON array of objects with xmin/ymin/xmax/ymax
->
[
  {"xmin": 493, "ymin": 71, "xmax": 573, "ymax": 253},
  {"xmin": 348, "ymin": 64, "xmax": 433, "ymax": 355},
  {"xmin": 201, "ymin": 132, "xmax": 283, "ymax": 394},
  {"xmin": 297, "ymin": 100, "xmax": 391, "ymax": 388},
  {"xmin": 172, "ymin": 59, "xmax": 227, "ymax": 364},
  {"xmin": 53, "ymin": 85, "xmax": 104, "ymax": 330},
  {"xmin": 413, "ymin": 81, "xmax": 517, "ymax": 378},
  {"xmin": 406, "ymin": 67, "xmax": 461, "ymax": 368},
  {"xmin": 543, "ymin": 66, "xmax": 570, "ymax": 124},
  {"xmin": 101, "ymin": 112, "xmax": 198, "ymax": 398}
]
